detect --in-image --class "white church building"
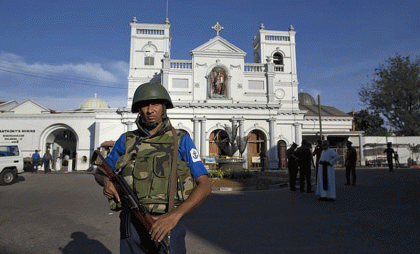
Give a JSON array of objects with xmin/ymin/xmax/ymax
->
[{"xmin": 0, "ymin": 18, "xmax": 359, "ymax": 171}]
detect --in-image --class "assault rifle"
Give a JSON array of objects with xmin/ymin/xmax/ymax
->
[{"xmin": 91, "ymin": 150, "xmax": 170, "ymax": 253}]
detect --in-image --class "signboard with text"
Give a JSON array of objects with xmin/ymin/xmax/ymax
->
[{"xmin": 0, "ymin": 129, "xmax": 36, "ymax": 143}]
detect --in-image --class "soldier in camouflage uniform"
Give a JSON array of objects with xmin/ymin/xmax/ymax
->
[{"xmin": 94, "ymin": 82, "xmax": 211, "ymax": 254}]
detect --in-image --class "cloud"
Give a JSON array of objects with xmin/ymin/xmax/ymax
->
[
  {"xmin": 0, "ymin": 51, "xmax": 129, "ymax": 110},
  {"xmin": 0, "ymin": 51, "xmax": 126, "ymax": 83}
]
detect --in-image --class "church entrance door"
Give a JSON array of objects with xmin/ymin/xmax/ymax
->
[
  {"xmin": 247, "ymin": 130, "xmax": 267, "ymax": 169},
  {"xmin": 41, "ymin": 124, "xmax": 77, "ymax": 171},
  {"xmin": 277, "ymin": 140, "xmax": 287, "ymax": 169}
]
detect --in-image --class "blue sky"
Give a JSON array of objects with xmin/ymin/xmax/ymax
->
[{"xmin": 1, "ymin": 0, "xmax": 419, "ymax": 112}]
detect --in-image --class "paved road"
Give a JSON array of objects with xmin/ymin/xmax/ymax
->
[{"xmin": 0, "ymin": 168, "xmax": 419, "ymax": 253}]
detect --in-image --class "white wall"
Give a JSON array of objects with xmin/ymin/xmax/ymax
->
[{"xmin": 349, "ymin": 136, "xmax": 420, "ymax": 166}]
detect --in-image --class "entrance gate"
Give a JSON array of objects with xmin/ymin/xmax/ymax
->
[{"xmin": 247, "ymin": 130, "xmax": 267, "ymax": 169}]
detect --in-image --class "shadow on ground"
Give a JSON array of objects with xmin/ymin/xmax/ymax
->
[
  {"xmin": 185, "ymin": 169, "xmax": 420, "ymax": 254},
  {"xmin": 59, "ymin": 232, "xmax": 111, "ymax": 254}
]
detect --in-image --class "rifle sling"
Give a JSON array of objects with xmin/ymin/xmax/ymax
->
[{"xmin": 168, "ymin": 127, "xmax": 179, "ymax": 213}]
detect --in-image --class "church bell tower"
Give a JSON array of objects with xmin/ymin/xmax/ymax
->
[{"xmin": 127, "ymin": 17, "xmax": 171, "ymax": 109}]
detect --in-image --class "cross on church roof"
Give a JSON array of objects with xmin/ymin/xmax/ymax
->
[{"xmin": 212, "ymin": 22, "xmax": 224, "ymax": 36}]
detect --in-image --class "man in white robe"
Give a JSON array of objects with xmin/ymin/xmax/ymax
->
[{"xmin": 316, "ymin": 140, "xmax": 340, "ymax": 201}]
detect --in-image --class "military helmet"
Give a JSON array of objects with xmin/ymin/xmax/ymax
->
[{"xmin": 131, "ymin": 82, "xmax": 174, "ymax": 113}]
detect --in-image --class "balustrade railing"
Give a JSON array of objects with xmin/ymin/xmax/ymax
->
[
  {"xmin": 170, "ymin": 60, "xmax": 192, "ymax": 69},
  {"xmin": 274, "ymin": 65, "xmax": 284, "ymax": 72},
  {"xmin": 137, "ymin": 29, "xmax": 165, "ymax": 35},
  {"xmin": 244, "ymin": 64, "xmax": 265, "ymax": 72},
  {"xmin": 168, "ymin": 61, "xmax": 282, "ymax": 72}
]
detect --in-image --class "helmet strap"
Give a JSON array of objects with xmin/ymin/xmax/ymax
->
[{"xmin": 135, "ymin": 104, "xmax": 167, "ymax": 131}]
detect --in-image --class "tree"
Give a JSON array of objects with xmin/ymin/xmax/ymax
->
[
  {"xmin": 354, "ymin": 109, "xmax": 388, "ymax": 136},
  {"xmin": 359, "ymin": 55, "xmax": 420, "ymax": 136}
]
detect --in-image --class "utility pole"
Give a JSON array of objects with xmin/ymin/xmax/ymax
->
[{"xmin": 318, "ymin": 95, "xmax": 323, "ymax": 140}]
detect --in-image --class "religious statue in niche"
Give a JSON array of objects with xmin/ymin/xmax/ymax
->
[{"xmin": 210, "ymin": 67, "xmax": 227, "ymax": 98}]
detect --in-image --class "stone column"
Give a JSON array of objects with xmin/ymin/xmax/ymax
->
[
  {"xmin": 161, "ymin": 53, "xmax": 170, "ymax": 90},
  {"xmin": 266, "ymin": 57, "xmax": 275, "ymax": 103},
  {"xmin": 193, "ymin": 117, "xmax": 200, "ymax": 145},
  {"xmin": 127, "ymin": 121, "xmax": 134, "ymax": 132},
  {"xmin": 238, "ymin": 117, "xmax": 247, "ymax": 168},
  {"xmin": 238, "ymin": 117, "xmax": 245, "ymax": 139},
  {"xmin": 269, "ymin": 118, "xmax": 278, "ymax": 169},
  {"xmin": 200, "ymin": 117, "xmax": 207, "ymax": 157},
  {"xmin": 293, "ymin": 122, "xmax": 302, "ymax": 145},
  {"xmin": 94, "ymin": 122, "xmax": 100, "ymax": 151},
  {"xmin": 359, "ymin": 134, "xmax": 365, "ymax": 166}
]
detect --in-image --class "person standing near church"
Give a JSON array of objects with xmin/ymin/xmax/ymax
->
[
  {"xmin": 295, "ymin": 140, "xmax": 314, "ymax": 193},
  {"xmin": 62, "ymin": 154, "xmax": 70, "ymax": 172},
  {"xmin": 384, "ymin": 142, "xmax": 395, "ymax": 172},
  {"xmin": 286, "ymin": 143, "xmax": 298, "ymax": 191},
  {"xmin": 32, "ymin": 150, "xmax": 40, "ymax": 173},
  {"xmin": 394, "ymin": 152, "xmax": 401, "ymax": 168},
  {"xmin": 345, "ymin": 141, "xmax": 358, "ymax": 186},
  {"xmin": 43, "ymin": 150, "xmax": 54, "ymax": 173},
  {"xmin": 312, "ymin": 140, "xmax": 322, "ymax": 181},
  {"xmin": 316, "ymin": 140, "xmax": 340, "ymax": 201}
]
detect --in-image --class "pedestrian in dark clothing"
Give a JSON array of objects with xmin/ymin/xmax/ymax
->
[
  {"xmin": 43, "ymin": 150, "xmax": 54, "ymax": 173},
  {"xmin": 295, "ymin": 140, "xmax": 314, "ymax": 193},
  {"xmin": 384, "ymin": 142, "xmax": 395, "ymax": 172},
  {"xmin": 32, "ymin": 150, "xmax": 40, "ymax": 173},
  {"xmin": 286, "ymin": 143, "xmax": 298, "ymax": 191},
  {"xmin": 312, "ymin": 140, "xmax": 322, "ymax": 181},
  {"xmin": 394, "ymin": 152, "xmax": 401, "ymax": 168},
  {"xmin": 260, "ymin": 150, "xmax": 266, "ymax": 171},
  {"xmin": 345, "ymin": 141, "xmax": 358, "ymax": 185}
]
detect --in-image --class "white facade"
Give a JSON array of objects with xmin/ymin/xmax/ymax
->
[
  {"xmin": 348, "ymin": 136, "xmax": 420, "ymax": 167},
  {"xmin": 0, "ymin": 19, "xmax": 357, "ymax": 170},
  {"xmin": 0, "ymin": 99, "xmax": 124, "ymax": 171},
  {"xmin": 123, "ymin": 19, "xmax": 355, "ymax": 169}
]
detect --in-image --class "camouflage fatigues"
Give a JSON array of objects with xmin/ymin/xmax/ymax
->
[{"xmin": 110, "ymin": 118, "xmax": 195, "ymax": 214}]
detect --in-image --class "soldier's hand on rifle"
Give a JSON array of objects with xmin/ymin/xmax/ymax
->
[
  {"xmin": 150, "ymin": 212, "xmax": 181, "ymax": 242},
  {"xmin": 103, "ymin": 177, "xmax": 121, "ymax": 203},
  {"xmin": 93, "ymin": 162, "xmax": 121, "ymax": 203}
]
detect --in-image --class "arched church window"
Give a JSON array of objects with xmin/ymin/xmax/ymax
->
[
  {"xmin": 209, "ymin": 67, "xmax": 228, "ymax": 98},
  {"xmin": 273, "ymin": 52, "xmax": 283, "ymax": 65}
]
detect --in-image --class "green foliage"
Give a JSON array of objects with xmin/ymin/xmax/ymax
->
[
  {"xmin": 409, "ymin": 144, "xmax": 420, "ymax": 153},
  {"xmin": 409, "ymin": 144, "xmax": 420, "ymax": 162},
  {"xmin": 209, "ymin": 168, "xmax": 254, "ymax": 179},
  {"xmin": 359, "ymin": 55, "xmax": 420, "ymax": 136},
  {"xmin": 209, "ymin": 169, "xmax": 232, "ymax": 179},
  {"xmin": 354, "ymin": 109, "xmax": 388, "ymax": 136},
  {"xmin": 209, "ymin": 169, "xmax": 223, "ymax": 179}
]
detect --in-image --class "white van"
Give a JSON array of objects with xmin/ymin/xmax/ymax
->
[{"xmin": 0, "ymin": 143, "xmax": 24, "ymax": 185}]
